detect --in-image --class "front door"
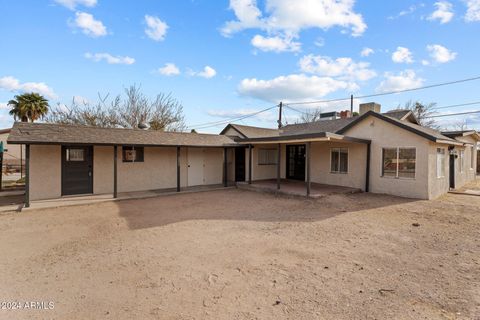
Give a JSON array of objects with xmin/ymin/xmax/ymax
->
[
  {"xmin": 235, "ymin": 148, "xmax": 246, "ymax": 182},
  {"xmin": 286, "ymin": 145, "xmax": 306, "ymax": 181},
  {"xmin": 449, "ymin": 154, "xmax": 455, "ymax": 189},
  {"xmin": 62, "ymin": 146, "xmax": 93, "ymax": 196}
]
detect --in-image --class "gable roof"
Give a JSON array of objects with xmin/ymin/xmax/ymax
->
[
  {"xmin": 338, "ymin": 111, "xmax": 461, "ymax": 145},
  {"xmin": 220, "ymin": 123, "xmax": 279, "ymax": 138},
  {"xmin": 441, "ymin": 130, "xmax": 480, "ymax": 141},
  {"xmin": 7, "ymin": 122, "xmax": 236, "ymax": 147},
  {"xmin": 280, "ymin": 117, "xmax": 357, "ymax": 136},
  {"xmin": 382, "ymin": 109, "xmax": 419, "ymax": 124}
]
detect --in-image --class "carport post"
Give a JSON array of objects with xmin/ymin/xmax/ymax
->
[
  {"xmin": 24, "ymin": 144, "xmax": 30, "ymax": 208},
  {"xmin": 223, "ymin": 147, "xmax": 228, "ymax": 187},
  {"xmin": 248, "ymin": 144, "xmax": 252, "ymax": 184},
  {"xmin": 113, "ymin": 145, "xmax": 117, "ymax": 198},
  {"xmin": 306, "ymin": 142, "xmax": 311, "ymax": 196},
  {"xmin": 365, "ymin": 142, "xmax": 371, "ymax": 192},
  {"xmin": 176, "ymin": 146, "xmax": 181, "ymax": 192},
  {"xmin": 277, "ymin": 143, "xmax": 281, "ymax": 190}
]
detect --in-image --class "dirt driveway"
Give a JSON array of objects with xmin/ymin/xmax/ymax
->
[{"xmin": 0, "ymin": 184, "xmax": 479, "ymax": 319}]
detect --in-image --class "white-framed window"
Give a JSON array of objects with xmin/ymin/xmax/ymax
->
[
  {"xmin": 258, "ymin": 148, "xmax": 277, "ymax": 165},
  {"xmin": 459, "ymin": 149, "xmax": 465, "ymax": 173},
  {"xmin": 66, "ymin": 148, "xmax": 85, "ymax": 162},
  {"xmin": 382, "ymin": 147, "xmax": 416, "ymax": 179},
  {"xmin": 330, "ymin": 148, "xmax": 348, "ymax": 173},
  {"xmin": 437, "ymin": 148, "xmax": 446, "ymax": 178}
]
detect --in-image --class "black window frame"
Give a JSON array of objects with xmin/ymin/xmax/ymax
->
[{"xmin": 122, "ymin": 146, "xmax": 144, "ymax": 162}]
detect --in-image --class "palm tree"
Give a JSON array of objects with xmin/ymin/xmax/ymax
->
[{"xmin": 8, "ymin": 93, "xmax": 49, "ymax": 122}]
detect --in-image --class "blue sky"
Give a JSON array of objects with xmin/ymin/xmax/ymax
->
[{"xmin": 1, "ymin": 0, "xmax": 480, "ymax": 132}]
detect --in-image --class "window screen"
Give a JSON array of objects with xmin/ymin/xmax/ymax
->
[
  {"xmin": 122, "ymin": 146, "xmax": 144, "ymax": 162},
  {"xmin": 331, "ymin": 148, "xmax": 348, "ymax": 173}
]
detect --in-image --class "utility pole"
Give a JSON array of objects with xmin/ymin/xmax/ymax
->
[
  {"xmin": 277, "ymin": 102, "xmax": 283, "ymax": 129},
  {"xmin": 350, "ymin": 94, "xmax": 354, "ymax": 114}
]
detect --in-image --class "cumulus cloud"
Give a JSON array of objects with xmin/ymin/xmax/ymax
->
[
  {"xmin": 238, "ymin": 74, "xmax": 357, "ymax": 103},
  {"xmin": 0, "ymin": 76, "xmax": 57, "ymax": 99},
  {"xmin": 392, "ymin": 46, "xmax": 414, "ymax": 64},
  {"xmin": 251, "ymin": 34, "xmax": 301, "ymax": 52},
  {"xmin": 428, "ymin": 1, "xmax": 454, "ymax": 24},
  {"xmin": 0, "ymin": 102, "xmax": 9, "ymax": 110},
  {"xmin": 54, "ymin": 0, "xmax": 96, "ymax": 10},
  {"xmin": 465, "ymin": 0, "xmax": 480, "ymax": 21},
  {"xmin": 189, "ymin": 66, "xmax": 217, "ymax": 79},
  {"xmin": 360, "ymin": 47, "xmax": 374, "ymax": 57},
  {"xmin": 299, "ymin": 55, "xmax": 376, "ymax": 81},
  {"xmin": 73, "ymin": 12, "xmax": 107, "ymax": 37},
  {"xmin": 144, "ymin": 15, "xmax": 168, "ymax": 41},
  {"xmin": 84, "ymin": 52, "xmax": 135, "ymax": 65},
  {"xmin": 427, "ymin": 44, "xmax": 457, "ymax": 63},
  {"xmin": 221, "ymin": 0, "xmax": 367, "ymax": 39},
  {"xmin": 157, "ymin": 63, "xmax": 180, "ymax": 76},
  {"xmin": 208, "ymin": 108, "xmax": 277, "ymax": 122},
  {"xmin": 376, "ymin": 70, "xmax": 424, "ymax": 93}
]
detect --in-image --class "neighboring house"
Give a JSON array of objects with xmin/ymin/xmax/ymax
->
[
  {"xmin": 0, "ymin": 128, "xmax": 25, "ymax": 168},
  {"xmin": 7, "ymin": 102, "xmax": 479, "ymax": 206}
]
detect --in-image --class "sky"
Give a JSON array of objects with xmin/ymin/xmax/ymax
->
[{"xmin": 1, "ymin": 0, "xmax": 480, "ymax": 133}]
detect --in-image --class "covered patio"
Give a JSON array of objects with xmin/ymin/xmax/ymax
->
[{"xmin": 237, "ymin": 131, "xmax": 372, "ymax": 197}]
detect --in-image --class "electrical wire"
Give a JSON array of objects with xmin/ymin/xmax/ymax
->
[
  {"xmin": 284, "ymin": 75, "xmax": 480, "ymax": 106},
  {"xmin": 426, "ymin": 110, "xmax": 480, "ymax": 118}
]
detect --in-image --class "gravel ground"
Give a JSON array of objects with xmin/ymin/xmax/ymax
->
[{"xmin": 0, "ymin": 182, "xmax": 479, "ymax": 320}]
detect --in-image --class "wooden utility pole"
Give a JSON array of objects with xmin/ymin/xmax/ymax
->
[
  {"xmin": 350, "ymin": 94, "xmax": 354, "ymax": 114},
  {"xmin": 277, "ymin": 102, "xmax": 283, "ymax": 129}
]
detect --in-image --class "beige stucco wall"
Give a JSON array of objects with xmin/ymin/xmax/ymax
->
[
  {"xmin": 452, "ymin": 136, "xmax": 477, "ymax": 189},
  {"xmin": 203, "ymin": 148, "xmax": 223, "ymax": 185},
  {"xmin": 30, "ymin": 145, "xmax": 61, "ymax": 200},
  {"xmin": 427, "ymin": 143, "xmax": 450, "ymax": 199},
  {"xmin": 93, "ymin": 146, "xmax": 114, "ymax": 194},
  {"xmin": 249, "ymin": 144, "xmax": 286, "ymax": 181},
  {"xmin": 117, "ymin": 147, "xmax": 177, "ymax": 193},
  {"xmin": 343, "ymin": 115, "xmax": 430, "ymax": 199},
  {"xmin": 310, "ymin": 141, "xmax": 367, "ymax": 190}
]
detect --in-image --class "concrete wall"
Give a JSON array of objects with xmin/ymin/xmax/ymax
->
[
  {"xmin": 93, "ymin": 146, "xmax": 114, "ymax": 194},
  {"xmin": 310, "ymin": 141, "xmax": 367, "ymax": 190},
  {"xmin": 30, "ymin": 145, "xmax": 61, "ymax": 200},
  {"xmin": 343, "ymin": 115, "xmax": 430, "ymax": 199}
]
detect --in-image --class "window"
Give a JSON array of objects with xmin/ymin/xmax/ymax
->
[
  {"xmin": 382, "ymin": 147, "xmax": 416, "ymax": 179},
  {"xmin": 122, "ymin": 146, "xmax": 144, "ymax": 162},
  {"xmin": 471, "ymin": 146, "xmax": 475, "ymax": 170},
  {"xmin": 330, "ymin": 148, "xmax": 348, "ymax": 173},
  {"xmin": 258, "ymin": 148, "xmax": 277, "ymax": 165},
  {"xmin": 66, "ymin": 148, "xmax": 85, "ymax": 162},
  {"xmin": 459, "ymin": 149, "xmax": 465, "ymax": 173},
  {"xmin": 437, "ymin": 148, "xmax": 446, "ymax": 178}
]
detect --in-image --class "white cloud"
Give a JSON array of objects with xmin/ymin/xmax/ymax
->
[
  {"xmin": 360, "ymin": 47, "xmax": 374, "ymax": 57},
  {"xmin": 392, "ymin": 46, "xmax": 414, "ymax": 64},
  {"xmin": 238, "ymin": 74, "xmax": 357, "ymax": 103},
  {"xmin": 84, "ymin": 52, "xmax": 135, "ymax": 65},
  {"xmin": 251, "ymin": 34, "xmax": 301, "ymax": 52},
  {"xmin": 0, "ymin": 102, "xmax": 9, "ymax": 110},
  {"xmin": 465, "ymin": 0, "xmax": 480, "ymax": 21},
  {"xmin": 388, "ymin": 4, "xmax": 424, "ymax": 20},
  {"xmin": 299, "ymin": 55, "xmax": 376, "ymax": 81},
  {"xmin": 221, "ymin": 0, "xmax": 367, "ymax": 38},
  {"xmin": 376, "ymin": 70, "xmax": 424, "ymax": 93},
  {"xmin": 73, "ymin": 12, "xmax": 107, "ymax": 37},
  {"xmin": 427, "ymin": 44, "xmax": 457, "ymax": 63},
  {"xmin": 428, "ymin": 1, "xmax": 454, "ymax": 24},
  {"xmin": 54, "ymin": 0, "xmax": 96, "ymax": 10},
  {"xmin": 208, "ymin": 108, "xmax": 277, "ymax": 122},
  {"xmin": 157, "ymin": 63, "xmax": 181, "ymax": 76},
  {"xmin": 144, "ymin": 15, "xmax": 168, "ymax": 41},
  {"xmin": 0, "ymin": 76, "xmax": 57, "ymax": 99},
  {"xmin": 190, "ymin": 66, "xmax": 217, "ymax": 79}
]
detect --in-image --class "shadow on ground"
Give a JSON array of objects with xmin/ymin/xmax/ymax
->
[{"xmin": 115, "ymin": 188, "xmax": 417, "ymax": 230}]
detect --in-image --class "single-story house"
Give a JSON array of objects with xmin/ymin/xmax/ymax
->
[
  {"xmin": 0, "ymin": 128, "xmax": 25, "ymax": 167},
  {"xmin": 7, "ymin": 102, "xmax": 479, "ymax": 207}
]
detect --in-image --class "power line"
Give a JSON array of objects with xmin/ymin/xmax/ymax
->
[
  {"xmin": 284, "ymin": 75, "xmax": 480, "ymax": 106},
  {"xmin": 187, "ymin": 105, "xmax": 278, "ymax": 130},
  {"xmin": 427, "ymin": 110, "xmax": 480, "ymax": 118},
  {"xmin": 431, "ymin": 101, "xmax": 480, "ymax": 111}
]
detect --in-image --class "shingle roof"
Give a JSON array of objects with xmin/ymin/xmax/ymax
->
[
  {"xmin": 280, "ymin": 117, "xmax": 357, "ymax": 136},
  {"xmin": 7, "ymin": 122, "xmax": 236, "ymax": 147},
  {"xmin": 220, "ymin": 123, "xmax": 279, "ymax": 138},
  {"xmin": 383, "ymin": 109, "xmax": 411, "ymax": 120}
]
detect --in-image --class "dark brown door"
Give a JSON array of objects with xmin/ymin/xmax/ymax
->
[
  {"xmin": 449, "ymin": 154, "xmax": 455, "ymax": 189},
  {"xmin": 286, "ymin": 145, "xmax": 306, "ymax": 181},
  {"xmin": 235, "ymin": 148, "xmax": 246, "ymax": 182},
  {"xmin": 62, "ymin": 146, "xmax": 93, "ymax": 196}
]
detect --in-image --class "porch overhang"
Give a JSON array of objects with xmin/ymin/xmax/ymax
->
[{"xmin": 235, "ymin": 132, "xmax": 371, "ymax": 145}]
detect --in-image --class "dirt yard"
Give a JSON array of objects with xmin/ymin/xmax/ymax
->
[{"xmin": 0, "ymin": 183, "xmax": 479, "ymax": 320}]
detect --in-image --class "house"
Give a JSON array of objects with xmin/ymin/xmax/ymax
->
[
  {"xmin": 0, "ymin": 128, "xmax": 25, "ymax": 168},
  {"xmin": 7, "ymin": 102, "xmax": 479, "ymax": 207}
]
